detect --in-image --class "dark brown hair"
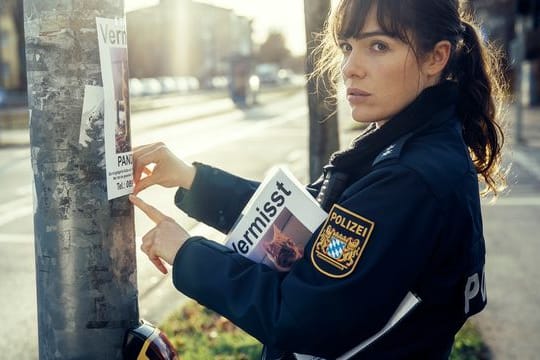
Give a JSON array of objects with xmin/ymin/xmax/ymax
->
[{"xmin": 313, "ymin": 0, "xmax": 508, "ymax": 196}]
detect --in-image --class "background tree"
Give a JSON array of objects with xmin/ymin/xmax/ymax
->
[
  {"xmin": 14, "ymin": 0, "xmax": 26, "ymax": 91},
  {"xmin": 304, "ymin": 0, "xmax": 339, "ymax": 181},
  {"xmin": 256, "ymin": 31, "xmax": 291, "ymax": 66}
]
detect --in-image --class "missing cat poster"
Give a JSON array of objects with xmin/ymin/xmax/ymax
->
[
  {"xmin": 225, "ymin": 167, "xmax": 327, "ymax": 271},
  {"xmin": 96, "ymin": 17, "xmax": 133, "ymax": 200}
]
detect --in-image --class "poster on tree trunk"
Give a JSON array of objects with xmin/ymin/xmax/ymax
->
[{"xmin": 96, "ymin": 17, "xmax": 133, "ymax": 200}]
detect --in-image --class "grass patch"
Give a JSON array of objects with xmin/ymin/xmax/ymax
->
[
  {"xmin": 451, "ymin": 320, "xmax": 491, "ymax": 360},
  {"xmin": 161, "ymin": 301, "xmax": 489, "ymax": 359},
  {"xmin": 160, "ymin": 301, "xmax": 262, "ymax": 360}
]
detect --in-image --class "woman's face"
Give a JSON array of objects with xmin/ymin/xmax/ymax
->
[{"xmin": 340, "ymin": 5, "xmax": 431, "ymax": 126}]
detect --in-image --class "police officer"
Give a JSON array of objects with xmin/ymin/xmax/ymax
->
[{"xmin": 130, "ymin": 0, "xmax": 507, "ymax": 358}]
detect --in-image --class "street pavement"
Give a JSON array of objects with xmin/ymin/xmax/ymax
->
[
  {"xmin": 1, "ymin": 93, "xmax": 539, "ymax": 359},
  {"xmin": 473, "ymin": 104, "xmax": 540, "ymax": 360}
]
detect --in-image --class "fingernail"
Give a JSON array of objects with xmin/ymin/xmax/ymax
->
[{"xmin": 129, "ymin": 194, "xmax": 135, "ymax": 201}]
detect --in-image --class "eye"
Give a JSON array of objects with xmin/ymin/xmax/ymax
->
[
  {"xmin": 339, "ymin": 41, "xmax": 353, "ymax": 53},
  {"xmin": 370, "ymin": 41, "xmax": 389, "ymax": 52}
]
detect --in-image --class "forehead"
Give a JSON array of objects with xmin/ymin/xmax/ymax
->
[{"xmin": 336, "ymin": 0, "xmax": 410, "ymax": 42}]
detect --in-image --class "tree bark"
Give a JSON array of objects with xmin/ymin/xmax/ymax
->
[
  {"xmin": 23, "ymin": 1, "xmax": 138, "ymax": 358},
  {"xmin": 304, "ymin": 0, "xmax": 339, "ymax": 182}
]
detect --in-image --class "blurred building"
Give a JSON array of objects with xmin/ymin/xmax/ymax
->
[
  {"xmin": 126, "ymin": 0, "xmax": 253, "ymax": 81},
  {"xmin": 471, "ymin": 0, "xmax": 540, "ymax": 104},
  {"xmin": 0, "ymin": 0, "xmax": 24, "ymax": 92},
  {"xmin": 471, "ymin": 0, "xmax": 516, "ymax": 50}
]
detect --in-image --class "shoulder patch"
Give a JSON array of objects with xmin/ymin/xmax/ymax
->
[{"xmin": 311, "ymin": 204, "xmax": 375, "ymax": 278}]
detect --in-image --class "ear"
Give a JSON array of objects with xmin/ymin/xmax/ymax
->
[{"xmin": 422, "ymin": 40, "xmax": 452, "ymax": 77}]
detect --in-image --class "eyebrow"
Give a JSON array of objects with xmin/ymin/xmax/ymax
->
[{"xmin": 355, "ymin": 31, "xmax": 393, "ymax": 40}]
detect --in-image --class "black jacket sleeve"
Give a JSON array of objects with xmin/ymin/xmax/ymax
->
[
  {"xmin": 172, "ymin": 164, "xmax": 445, "ymax": 358},
  {"xmin": 174, "ymin": 163, "xmax": 260, "ymax": 233}
]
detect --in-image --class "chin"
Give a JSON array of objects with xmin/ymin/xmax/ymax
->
[
  {"xmin": 351, "ymin": 112, "xmax": 378, "ymax": 124},
  {"xmin": 351, "ymin": 108, "xmax": 390, "ymax": 124}
]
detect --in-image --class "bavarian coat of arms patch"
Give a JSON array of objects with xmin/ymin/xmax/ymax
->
[{"xmin": 311, "ymin": 204, "xmax": 375, "ymax": 278}]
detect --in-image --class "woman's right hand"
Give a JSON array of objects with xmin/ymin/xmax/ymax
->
[{"xmin": 132, "ymin": 142, "xmax": 196, "ymax": 195}]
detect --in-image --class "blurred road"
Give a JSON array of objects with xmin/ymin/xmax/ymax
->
[{"xmin": 0, "ymin": 87, "xmax": 539, "ymax": 359}]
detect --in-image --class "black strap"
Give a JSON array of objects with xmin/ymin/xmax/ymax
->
[{"xmin": 316, "ymin": 166, "xmax": 349, "ymax": 212}]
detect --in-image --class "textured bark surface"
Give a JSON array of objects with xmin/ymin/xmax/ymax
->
[
  {"xmin": 304, "ymin": 0, "xmax": 339, "ymax": 182},
  {"xmin": 24, "ymin": 1, "xmax": 138, "ymax": 358}
]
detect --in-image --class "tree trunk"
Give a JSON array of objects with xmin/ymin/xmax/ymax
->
[{"xmin": 303, "ymin": 0, "xmax": 339, "ymax": 182}]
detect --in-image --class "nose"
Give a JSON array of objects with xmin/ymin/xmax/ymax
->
[{"xmin": 341, "ymin": 52, "xmax": 367, "ymax": 80}]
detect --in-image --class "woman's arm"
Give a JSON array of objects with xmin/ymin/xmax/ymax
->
[{"xmin": 174, "ymin": 162, "xmax": 260, "ymax": 233}]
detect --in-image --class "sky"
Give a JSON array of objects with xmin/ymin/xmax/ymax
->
[{"xmin": 125, "ymin": 0, "xmax": 308, "ymax": 56}]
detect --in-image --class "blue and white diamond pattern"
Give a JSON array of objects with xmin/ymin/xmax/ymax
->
[{"xmin": 327, "ymin": 236, "xmax": 346, "ymax": 259}]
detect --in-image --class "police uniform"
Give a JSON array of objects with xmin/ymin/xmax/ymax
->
[{"xmin": 171, "ymin": 82, "xmax": 487, "ymax": 359}]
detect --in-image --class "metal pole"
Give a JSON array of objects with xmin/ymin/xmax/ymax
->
[
  {"xmin": 514, "ymin": 15, "xmax": 528, "ymax": 145},
  {"xmin": 23, "ymin": 1, "xmax": 139, "ymax": 358},
  {"xmin": 304, "ymin": 0, "xmax": 339, "ymax": 182},
  {"xmin": 0, "ymin": 4, "xmax": 4, "ymax": 90}
]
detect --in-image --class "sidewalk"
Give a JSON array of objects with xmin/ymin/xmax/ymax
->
[{"xmin": 474, "ymin": 104, "xmax": 540, "ymax": 360}]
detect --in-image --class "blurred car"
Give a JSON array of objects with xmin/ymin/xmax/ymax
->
[
  {"xmin": 255, "ymin": 63, "xmax": 280, "ymax": 85},
  {"xmin": 159, "ymin": 77, "xmax": 178, "ymax": 94},
  {"xmin": 128, "ymin": 78, "xmax": 144, "ymax": 98},
  {"xmin": 210, "ymin": 76, "xmax": 229, "ymax": 89},
  {"xmin": 139, "ymin": 78, "xmax": 162, "ymax": 96},
  {"xmin": 277, "ymin": 69, "xmax": 294, "ymax": 84},
  {"xmin": 186, "ymin": 77, "xmax": 200, "ymax": 91},
  {"xmin": 249, "ymin": 75, "xmax": 260, "ymax": 93},
  {"xmin": 173, "ymin": 76, "xmax": 200, "ymax": 93},
  {"xmin": 174, "ymin": 77, "xmax": 190, "ymax": 93}
]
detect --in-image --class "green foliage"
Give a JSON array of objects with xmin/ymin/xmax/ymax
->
[
  {"xmin": 160, "ymin": 301, "xmax": 262, "ymax": 360},
  {"xmin": 450, "ymin": 321, "xmax": 490, "ymax": 360},
  {"xmin": 162, "ymin": 302, "xmax": 489, "ymax": 360}
]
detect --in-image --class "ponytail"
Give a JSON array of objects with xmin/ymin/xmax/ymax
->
[{"xmin": 453, "ymin": 18, "xmax": 508, "ymax": 197}]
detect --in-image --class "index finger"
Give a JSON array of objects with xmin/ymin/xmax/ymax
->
[{"xmin": 129, "ymin": 195, "xmax": 167, "ymax": 224}]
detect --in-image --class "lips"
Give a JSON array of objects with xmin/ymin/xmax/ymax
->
[
  {"xmin": 347, "ymin": 88, "xmax": 371, "ymax": 105},
  {"xmin": 347, "ymin": 88, "xmax": 371, "ymax": 96}
]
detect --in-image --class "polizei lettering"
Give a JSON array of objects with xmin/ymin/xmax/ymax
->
[
  {"xmin": 231, "ymin": 181, "xmax": 292, "ymax": 255},
  {"xmin": 329, "ymin": 211, "xmax": 369, "ymax": 236},
  {"xmin": 464, "ymin": 265, "xmax": 486, "ymax": 314},
  {"xmin": 118, "ymin": 153, "xmax": 133, "ymax": 167},
  {"xmin": 99, "ymin": 22, "xmax": 127, "ymax": 46}
]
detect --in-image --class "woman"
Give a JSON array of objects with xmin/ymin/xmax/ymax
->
[{"xmin": 130, "ymin": 0, "xmax": 507, "ymax": 358}]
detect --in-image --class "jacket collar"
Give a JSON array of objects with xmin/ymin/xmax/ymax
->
[{"xmin": 329, "ymin": 81, "xmax": 459, "ymax": 173}]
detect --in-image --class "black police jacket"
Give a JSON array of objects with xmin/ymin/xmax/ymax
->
[{"xmin": 172, "ymin": 86, "xmax": 487, "ymax": 359}]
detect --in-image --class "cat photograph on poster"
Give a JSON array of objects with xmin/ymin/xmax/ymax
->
[
  {"xmin": 110, "ymin": 47, "xmax": 130, "ymax": 154},
  {"xmin": 258, "ymin": 208, "xmax": 311, "ymax": 271}
]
